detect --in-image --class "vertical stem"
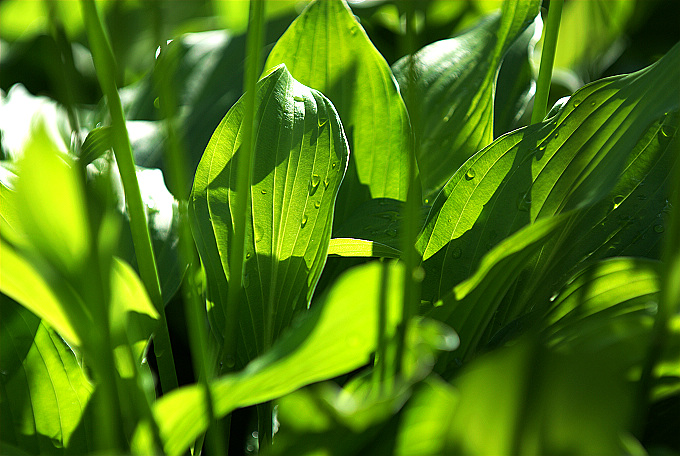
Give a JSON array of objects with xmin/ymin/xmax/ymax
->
[
  {"xmin": 395, "ymin": 0, "xmax": 422, "ymax": 379},
  {"xmin": 81, "ymin": 0, "xmax": 178, "ymax": 393},
  {"xmin": 531, "ymin": 0, "xmax": 564, "ymax": 124},
  {"xmin": 150, "ymin": 0, "xmax": 228, "ymax": 453}
]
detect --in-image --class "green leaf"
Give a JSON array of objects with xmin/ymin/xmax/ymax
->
[
  {"xmin": 79, "ymin": 126, "xmax": 112, "ymax": 165},
  {"xmin": 418, "ymin": 42, "xmax": 680, "ymax": 305},
  {"xmin": 429, "ymin": 213, "xmax": 569, "ymax": 363},
  {"xmin": 444, "ymin": 337, "xmax": 636, "ymax": 455},
  {"xmin": 14, "ymin": 120, "xmax": 90, "ymax": 278},
  {"xmin": 0, "ymin": 296, "xmax": 94, "ymax": 454},
  {"xmin": 0, "ymin": 238, "xmax": 88, "ymax": 347},
  {"xmin": 190, "ymin": 65, "xmax": 349, "ymax": 365},
  {"xmin": 327, "ymin": 238, "xmax": 401, "ymax": 259},
  {"xmin": 148, "ymin": 261, "xmax": 404, "ymax": 456},
  {"xmin": 264, "ymin": 0, "xmax": 412, "ymax": 225},
  {"xmin": 392, "ymin": 1, "xmax": 541, "ymax": 199}
]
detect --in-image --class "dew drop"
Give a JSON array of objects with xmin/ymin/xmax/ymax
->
[
  {"xmin": 314, "ymin": 201, "xmax": 321, "ymax": 209},
  {"xmin": 554, "ymin": 131, "xmax": 560, "ymax": 139},
  {"xmin": 549, "ymin": 292, "xmax": 559, "ymax": 302},
  {"xmin": 538, "ymin": 144, "xmax": 547, "ymax": 152},
  {"xmin": 613, "ymin": 195, "xmax": 624, "ymax": 209},
  {"xmin": 573, "ymin": 98, "xmax": 581, "ymax": 107},
  {"xmin": 261, "ymin": 189, "xmax": 267, "ymax": 195},
  {"xmin": 153, "ymin": 97, "xmax": 161, "ymax": 109},
  {"xmin": 301, "ymin": 215, "xmax": 308, "ymax": 227},
  {"xmin": 424, "ymin": 198, "xmax": 430, "ymax": 205},
  {"xmin": 465, "ymin": 168, "xmax": 476, "ymax": 180},
  {"xmin": 443, "ymin": 115, "xmax": 450, "ymax": 123},
  {"xmin": 224, "ymin": 356, "xmax": 236, "ymax": 369},
  {"xmin": 654, "ymin": 224, "xmax": 665, "ymax": 233},
  {"xmin": 661, "ymin": 123, "xmax": 676, "ymax": 138},
  {"xmin": 332, "ymin": 162, "xmax": 337, "ymax": 169},
  {"xmin": 318, "ymin": 116, "xmax": 328, "ymax": 127},
  {"xmin": 590, "ymin": 101, "xmax": 596, "ymax": 107},
  {"xmin": 246, "ymin": 252, "xmax": 252, "ymax": 259},
  {"xmin": 451, "ymin": 246, "xmax": 462, "ymax": 259},
  {"xmin": 309, "ymin": 174, "xmax": 320, "ymax": 194},
  {"xmin": 293, "ymin": 95, "xmax": 305, "ymax": 102},
  {"xmin": 323, "ymin": 177, "xmax": 330, "ymax": 189}
]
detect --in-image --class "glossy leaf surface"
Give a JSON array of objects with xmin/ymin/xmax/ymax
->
[
  {"xmin": 392, "ymin": 1, "xmax": 541, "ymax": 198},
  {"xmin": 265, "ymin": 0, "xmax": 412, "ymax": 225},
  {"xmin": 418, "ymin": 43, "xmax": 680, "ymax": 305},
  {"xmin": 150, "ymin": 261, "xmax": 404, "ymax": 455},
  {"xmin": 190, "ymin": 65, "xmax": 349, "ymax": 364}
]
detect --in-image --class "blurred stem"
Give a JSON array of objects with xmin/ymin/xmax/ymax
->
[
  {"xmin": 531, "ymin": 0, "xmax": 563, "ymax": 124},
  {"xmin": 257, "ymin": 402, "xmax": 273, "ymax": 449},
  {"xmin": 373, "ymin": 259, "xmax": 390, "ymax": 393},
  {"xmin": 81, "ymin": 0, "xmax": 178, "ymax": 393},
  {"xmin": 395, "ymin": 0, "xmax": 422, "ymax": 379},
  {"xmin": 150, "ymin": 0, "xmax": 227, "ymax": 452}
]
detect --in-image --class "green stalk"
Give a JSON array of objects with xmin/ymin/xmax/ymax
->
[
  {"xmin": 221, "ymin": 0, "xmax": 266, "ymax": 369},
  {"xmin": 150, "ymin": 1, "xmax": 227, "ymax": 452},
  {"xmin": 395, "ymin": 0, "xmax": 422, "ymax": 379},
  {"xmin": 530, "ymin": 0, "xmax": 564, "ymax": 124},
  {"xmin": 81, "ymin": 0, "xmax": 178, "ymax": 393}
]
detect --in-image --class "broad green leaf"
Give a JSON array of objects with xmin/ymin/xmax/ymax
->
[
  {"xmin": 190, "ymin": 65, "xmax": 349, "ymax": 365},
  {"xmin": 15, "ymin": 120, "xmax": 90, "ymax": 278},
  {"xmin": 264, "ymin": 0, "xmax": 412, "ymax": 225},
  {"xmin": 0, "ymin": 238, "xmax": 88, "ymax": 347},
  {"xmin": 444, "ymin": 337, "xmax": 636, "ymax": 455},
  {"xmin": 149, "ymin": 261, "xmax": 404, "ymax": 456},
  {"xmin": 490, "ymin": 110, "xmax": 679, "ymax": 332},
  {"xmin": 327, "ymin": 238, "xmax": 401, "ymax": 259},
  {"xmin": 418, "ymin": 42, "xmax": 680, "ymax": 304},
  {"xmin": 331, "ymin": 198, "xmax": 429, "ymax": 252},
  {"xmin": 429, "ymin": 213, "xmax": 569, "ymax": 364},
  {"xmin": 0, "ymin": 296, "xmax": 94, "ymax": 454},
  {"xmin": 392, "ymin": 1, "xmax": 541, "ymax": 199}
]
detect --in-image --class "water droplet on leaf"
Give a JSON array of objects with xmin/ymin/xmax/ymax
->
[
  {"xmin": 517, "ymin": 191, "xmax": 532, "ymax": 212},
  {"xmin": 613, "ymin": 195, "xmax": 624, "ymax": 209},
  {"xmin": 323, "ymin": 177, "xmax": 330, "ymax": 189},
  {"xmin": 301, "ymin": 215, "xmax": 308, "ymax": 227},
  {"xmin": 654, "ymin": 224, "xmax": 665, "ymax": 233},
  {"xmin": 573, "ymin": 98, "xmax": 581, "ymax": 107},
  {"xmin": 465, "ymin": 169, "xmax": 476, "ymax": 180},
  {"xmin": 309, "ymin": 174, "xmax": 320, "ymax": 194},
  {"xmin": 314, "ymin": 201, "xmax": 321, "ymax": 209},
  {"xmin": 451, "ymin": 246, "xmax": 462, "ymax": 259},
  {"xmin": 261, "ymin": 189, "xmax": 267, "ymax": 195},
  {"xmin": 443, "ymin": 115, "xmax": 450, "ymax": 122},
  {"xmin": 293, "ymin": 95, "xmax": 305, "ymax": 102}
]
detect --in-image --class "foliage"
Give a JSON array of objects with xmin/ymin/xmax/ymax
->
[{"xmin": 1, "ymin": 0, "xmax": 679, "ymax": 455}]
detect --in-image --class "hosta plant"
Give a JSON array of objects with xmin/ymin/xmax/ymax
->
[{"xmin": 1, "ymin": 0, "xmax": 679, "ymax": 455}]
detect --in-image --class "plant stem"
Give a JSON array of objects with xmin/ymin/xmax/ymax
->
[
  {"xmin": 150, "ymin": 0, "xmax": 228, "ymax": 453},
  {"xmin": 222, "ymin": 0, "xmax": 265, "ymax": 369},
  {"xmin": 81, "ymin": 0, "xmax": 178, "ymax": 393},
  {"xmin": 395, "ymin": 0, "xmax": 422, "ymax": 379},
  {"xmin": 531, "ymin": 0, "xmax": 564, "ymax": 124}
]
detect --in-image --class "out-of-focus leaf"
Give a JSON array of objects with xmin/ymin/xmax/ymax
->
[
  {"xmin": 265, "ymin": 0, "xmax": 412, "ymax": 226},
  {"xmin": 147, "ymin": 261, "xmax": 404, "ymax": 456},
  {"xmin": 550, "ymin": 0, "xmax": 636, "ymax": 79},
  {"xmin": 14, "ymin": 120, "xmax": 89, "ymax": 278},
  {"xmin": 445, "ymin": 337, "xmax": 636, "ymax": 455},
  {"xmin": 418, "ymin": 43, "xmax": 680, "ymax": 305},
  {"xmin": 0, "ymin": 296, "xmax": 94, "ymax": 454},
  {"xmin": 190, "ymin": 65, "xmax": 349, "ymax": 366},
  {"xmin": 0, "ymin": 84, "xmax": 71, "ymax": 161},
  {"xmin": 392, "ymin": 1, "xmax": 541, "ymax": 199}
]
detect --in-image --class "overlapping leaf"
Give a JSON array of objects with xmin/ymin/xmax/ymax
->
[
  {"xmin": 418, "ymin": 43, "xmax": 680, "ymax": 305},
  {"xmin": 392, "ymin": 1, "xmax": 541, "ymax": 199},
  {"xmin": 0, "ymin": 297, "xmax": 94, "ymax": 455},
  {"xmin": 147, "ymin": 261, "xmax": 405, "ymax": 456},
  {"xmin": 190, "ymin": 65, "xmax": 349, "ymax": 365},
  {"xmin": 264, "ymin": 0, "xmax": 412, "ymax": 226}
]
